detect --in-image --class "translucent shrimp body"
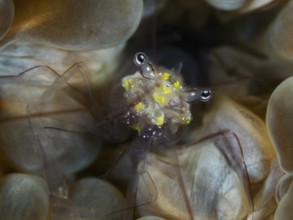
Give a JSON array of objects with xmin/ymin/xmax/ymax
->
[{"xmin": 121, "ymin": 52, "xmax": 211, "ymax": 137}]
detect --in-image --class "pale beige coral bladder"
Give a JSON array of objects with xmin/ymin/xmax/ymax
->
[
  {"xmin": 267, "ymin": 77, "xmax": 293, "ymax": 220},
  {"xmin": 0, "ymin": 0, "xmax": 143, "ymax": 50},
  {"xmin": 0, "ymin": 173, "xmax": 49, "ymax": 220},
  {"xmin": 205, "ymin": 0, "xmax": 280, "ymax": 12}
]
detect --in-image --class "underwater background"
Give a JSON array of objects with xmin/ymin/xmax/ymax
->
[{"xmin": 0, "ymin": 0, "xmax": 293, "ymax": 219}]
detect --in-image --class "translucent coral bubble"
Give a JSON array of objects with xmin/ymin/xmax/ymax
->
[
  {"xmin": 137, "ymin": 141, "xmax": 251, "ymax": 220},
  {"xmin": 0, "ymin": 173, "xmax": 49, "ymax": 220},
  {"xmin": 274, "ymin": 182, "xmax": 293, "ymax": 220},
  {"xmin": 200, "ymin": 97, "xmax": 282, "ymax": 219},
  {"xmin": 0, "ymin": 68, "xmax": 56, "ymax": 173},
  {"xmin": 247, "ymin": 159, "xmax": 283, "ymax": 220},
  {"xmin": 276, "ymin": 173, "xmax": 293, "ymax": 201},
  {"xmin": 0, "ymin": 64, "xmax": 101, "ymax": 175},
  {"xmin": 0, "ymin": 0, "xmax": 14, "ymax": 40},
  {"xmin": 266, "ymin": 77, "xmax": 293, "ymax": 173},
  {"xmin": 202, "ymin": 96, "xmax": 276, "ymax": 183},
  {"xmin": 0, "ymin": 43, "xmax": 124, "ymax": 91},
  {"xmin": 0, "ymin": 0, "xmax": 143, "ymax": 50},
  {"xmin": 239, "ymin": 0, "xmax": 279, "ymax": 13},
  {"xmin": 268, "ymin": 2, "xmax": 293, "ymax": 62},
  {"xmin": 205, "ymin": 0, "xmax": 246, "ymax": 11},
  {"xmin": 68, "ymin": 178, "xmax": 125, "ymax": 220}
]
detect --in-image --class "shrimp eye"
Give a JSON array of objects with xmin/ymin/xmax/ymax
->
[
  {"xmin": 183, "ymin": 88, "xmax": 212, "ymax": 103},
  {"xmin": 133, "ymin": 52, "xmax": 156, "ymax": 79},
  {"xmin": 200, "ymin": 89, "xmax": 212, "ymax": 102},
  {"xmin": 134, "ymin": 52, "xmax": 146, "ymax": 66}
]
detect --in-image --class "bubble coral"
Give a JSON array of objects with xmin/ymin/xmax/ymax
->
[
  {"xmin": 0, "ymin": 0, "xmax": 143, "ymax": 50},
  {"xmin": 0, "ymin": 0, "xmax": 293, "ymax": 220},
  {"xmin": 267, "ymin": 77, "xmax": 293, "ymax": 220}
]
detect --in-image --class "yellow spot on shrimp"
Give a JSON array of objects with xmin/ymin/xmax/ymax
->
[
  {"xmin": 173, "ymin": 80, "xmax": 181, "ymax": 91},
  {"xmin": 160, "ymin": 84, "xmax": 172, "ymax": 95},
  {"xmin": 183, "ymin": 116, "xmax": 192, "ymax": 124},
  {"xmin": 155, "ymin": 113, "xmax": 165, "ymax": 126},
  {"xmin": 153, "ymin": 93, "xmax": 166, "ymax": 105},
  {"xmin": 122, "ymin": 78, "xmax": 131, "ymax": 91},
  {"xmin": 161, "ymin": 72, "xmax": 171, "ymax": 81},
  {"xmin": 134, "ymin": 102, "xmax": 145, "ymax": 113}
]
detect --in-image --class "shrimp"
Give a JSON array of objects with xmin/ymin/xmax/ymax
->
[
  {"xmin": 121, "ymin": 52, "xmax": 211, "ymax": 150},
  {"xmin": 0, "ymin": 51, "xmax": 258, "ymax": 220}
]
